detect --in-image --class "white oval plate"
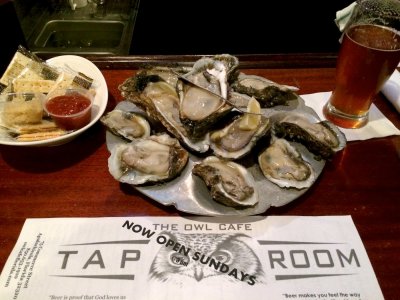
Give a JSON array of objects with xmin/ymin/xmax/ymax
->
[{"xmin": 0, "ymin": 55, "xmax": 108, "ymax": 146}]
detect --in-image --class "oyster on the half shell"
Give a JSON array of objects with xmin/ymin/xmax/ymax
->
[
  {"xmin": 120, "ymin": 71, "xmax": 210, "ymax": 153},
  {"xmin": 258, "ymin": 137, "xmax": 316, "ymax": 189},
  {"xmin": 273, "ymin": 113, "xmax": 346, "ymax": 160},
  {"xmin": 176, "ymin": 54, "xmax": 239, "ymax": 138},
  {"xmin": 100, "ymin": 109, "xmax": 151, "ymax": 141},
  {"xmin": 182, "ymin": 54, "xmax": 239, "ymax": 97},
  {"xmin": 108, "ymin": 133, "xmax": 189, "ymax": 185},
  {"xmin": 137, "ymin": 66, "xmax": 190, "ymax": 88},
  {"xmin": 119, "ymin": 67, "xmax": 187, "ymax": 99},
  {"xmin": 192, "ymin": 156, "xmax": 258, "ymax": 208},
  {"xmin": 209, "ymin": 98, "xmax": 270, "ymax": 160},
  {"xmin": 231, "ymin": 73, "xmax": 298, "ymax": 107}
]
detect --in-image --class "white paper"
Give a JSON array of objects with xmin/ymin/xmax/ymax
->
[
  {"xmin": 335, "ymin": 2, "xmax": 357, "ymax": 32},
  {"xmin": 301, "ymin": 91, "xmax": 400, "ymax": 141},
  {"xmin": 381, "ymin": 69, "xmax": 400, "ymax": 113},
  {"xmin": 0, "ymin": 216, "xmax": 384, "ymax": 300}
]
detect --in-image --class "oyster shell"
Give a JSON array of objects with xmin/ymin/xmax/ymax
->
[
  {"xmin": 192, "ymin": 156, "xmax": 258, "ymax": 208},
  {"xmin": 183, "ymin": 54, "xmax": 239, "ymax": 98},
  {"xmin": 227, "ymin": 91, "xmax": 254, "ymax": 109},
  {"xmin": 176, "ymin": 80, "xmax": 232, "ymax": 138},
  {"xmin": 258, "ymin": 138, "xmax": 316, "ymax": 189},
  {"xmin": 138, "ymin": 66, "xmax": 190, "ymax": 88},
  {"xmin": 176, "ymin": 54, "xmax": 239, "ymax": 138},
  {"xmin": 120, "ymin": 71, "xmax": 210, "ymax": 153},
  {"xmin": 209, "ymin": 98, "xmax": 270, "ymax": 160},
  {"xmin": 108, "ymin": 133, "xmax": 189, "ymax": 185},
  {"xmin": 231, "ymin": 73, "xmax": 298, "ymax": 107},
  {"xmin": 100, "ymin": 109, "xmax": 151, "ymax": 141},
  {"xmin": 273, "ymin": 113, "xmax": 346, "ymax": 160},
  {"xmin": 118, "ymin": 67, "xmax": 188, "ymax": 99}
]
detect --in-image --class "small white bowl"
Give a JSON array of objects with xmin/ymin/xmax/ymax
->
[{"xmin": 0, "ymin": 55, "xmax": 108, "ymax": 146}]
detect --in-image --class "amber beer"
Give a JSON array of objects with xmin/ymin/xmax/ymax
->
[{"xmin": 324, "ymin": 24, "xmax": 400, "ymax": 128}]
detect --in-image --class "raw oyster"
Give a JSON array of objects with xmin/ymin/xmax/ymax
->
[
  {"xmin": 176, "ymin": 54, "xmax": 239, "ymax": 138},
  {"xmin": 227, "ymin": 91, "xmax": 254, "ymax": 109},
  {"xmin": 108, "ymin": 133, "xmax": 189, "ymax": 185},
  {"xmin": 119, "ymin": 67, "xmax": 188, "ymax": 99},
  {"xmin": 182, "ymin": 54, "xmax": 239, "ymax": 98},
  {"xmin": 176, "ymin": 80, "xmax": 233, "ymax": 138},
  {"xmin": 209, "ymin": 98, "xmax": 270, "ymax": 160},
  {"xmin": 231, "ymin": 73, "xmax": 298, "ymax": 107},
  {"xmin": 119, "ymin": 70, "xmax": 165, "ymax": 99},
  {"xmin": 273, "ymin": 113, "xmax": 346, "ymax": 160},
  {"xmin": 138, "ymin": 66, "xmax": 190, "ymax": 88},
  {"xmin": 120, "ymin": 71, "xmax": 210, "ymax": 153},
  {"xmin": 192, "ymin": 156, "xmax": 258, "ymax": 208},
  {"xmin": 100, "ymin": 109, "xmax": 151, "ymax": 141},
  {"xmin": 258, "ymin": 138, "xmax": 316, "ymax": 189}
]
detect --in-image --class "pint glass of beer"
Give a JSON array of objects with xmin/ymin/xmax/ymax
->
[{"xmin": 323, "ymin": 0, "xmax": 400, "ymax": 128}]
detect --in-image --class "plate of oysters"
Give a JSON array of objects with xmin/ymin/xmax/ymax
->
[{"xmin": 102, "ymin": 54, "xmax": 346, "ymax": 216}]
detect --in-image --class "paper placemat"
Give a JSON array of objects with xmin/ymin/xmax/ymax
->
[
  {"xmin": 0, "ymin": 216, "xmax": 384, "ymax": 300},
  {"xmin": 301, "ymin": 91, "xmax": 400, "ymax": 141}
]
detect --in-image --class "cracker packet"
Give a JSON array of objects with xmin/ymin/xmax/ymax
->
[
  {"xmin": 1, "ymin": 93, "xmax": 43, "ymax": 126},
  {"xmin": 49, "ymin": 63, "xmax": 97, "ymax": 99},
  {"xmin": 0, "ymin": 93, "xmax": 68, "ymax": 141},
  {"xmin": 0, "ymin": 46, "xmax": 63, "ymax": 94},
  {"xmin": 11, "ymin": 58, "xmax": 62, "ymax": 94},
  {"xmin": 0, "ymin": 45, "xmax": 40, "ymax": 87},
  {"xmin": 51, "ymin": 63, "xmax": 96, "ymax": 92}
]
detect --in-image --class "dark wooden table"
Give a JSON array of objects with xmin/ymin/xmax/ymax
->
[{"xmin": 1, "ymin": 54, "xmax": 399, "ymax": 299}]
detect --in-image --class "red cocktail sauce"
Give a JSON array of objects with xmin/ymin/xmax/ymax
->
[{"xmin": 45, "ymin": 93, "xmax": 92, "ymax": 130}]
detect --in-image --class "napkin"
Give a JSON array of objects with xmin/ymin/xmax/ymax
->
[
  {"xmin": 335, "ymin": 1, "xmax": 357, "ymax": 32},
  {"xmin": 301, "ymin": 91, "xmax": 400, "ymax": 141},
  {"xmin": 381, "ymin": 69, "xmax": 400, "ymax": 113}
]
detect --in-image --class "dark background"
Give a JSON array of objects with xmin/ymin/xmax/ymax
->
[
  {"xmin": 0, "ymin": 0, "xmax": 27, "ymax": 74},
  {"xmin": 0, "ymin": 0, "xmax": 355, "ymax": 74},
  {"xmin": 129, "ymin": 0, "xmax": 355, "ymax": 55}
]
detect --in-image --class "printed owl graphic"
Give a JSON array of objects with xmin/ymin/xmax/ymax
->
[{"xmin": 149, "ymin": 232, "xmax": 264, "ymax": 285}]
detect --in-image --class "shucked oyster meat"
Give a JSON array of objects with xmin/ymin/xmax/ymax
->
[
  {"xmin": 100, "ymin": 109, "xmax": 151, "ymax": 141},
  {"xmin": 182, "ymin": 54, "xmax": 239, "ymax": 98},
  {"xmin": 120, "ymin": 72, "xmax": 210, "ymax": 153},
  {"xmin": 231, "ymin": 73, "xmax": 299, "ymax": 107},
  {"xmin": 273, "ymin": 113, "xmax": 346, "ymax": 160},
  {"xmin": 209, "ymin": 98, "xmax": 270, "ymax": 160},
  {"xmin": 192, "ymin": 156, "xmax": 258, "ymax": 208},
  {"xmin": 119, "ymin": 66, "xmax": 188, "ymax": 99},
  {"xmin": 258, "ymin": 137, "xmax": 316, "ymax": 189},
  {"xmin": 108, "ymin": 133, "xmax": 189, "ymax": 185},
  {"xmin": 176, "ymin": 54, "xmax": 239, "ymax": 138},
  {"xmin": 176, "ymin": 80, "xmax": 232, "ymax": 138}
]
